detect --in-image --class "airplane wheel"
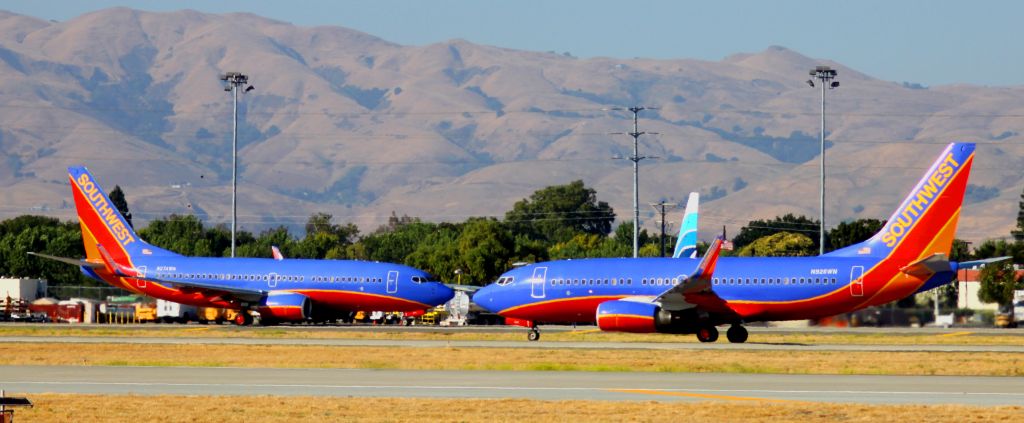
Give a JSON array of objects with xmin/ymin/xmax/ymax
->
[
  {"xmin": 528, "ymin": 328, "xmax": 540, "ymax": 342},
  {"xmin": 696, "ymin": 326, "xmax": 719, "ymax": 343},
  {"xmin": 234, "ymin": 312, "xmax": 253, "ymax": 326},
  {"xmin": 726, "ymin": 324, "xmax": 748, "ymax": 343}
]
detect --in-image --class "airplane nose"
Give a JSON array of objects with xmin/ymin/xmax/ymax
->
[
  {"xmin": 472, "ymin": 284, "xmax": 496, "ymax": 313},
  {"xmin": 433, "ymin": 283, "xmax": 455, "ymax": 305}
]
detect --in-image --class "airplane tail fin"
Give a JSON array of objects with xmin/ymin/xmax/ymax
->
[
  {"xmin": 68, "ymin": 166, "xmax": 176, "ymax": 267},
  {"xmin": 672, "ymin": 192, "xmax": 699, "ymax": 258},
  {"xmin": 825, "ymin": 142, "xmax": 976, "ymax": 260}
]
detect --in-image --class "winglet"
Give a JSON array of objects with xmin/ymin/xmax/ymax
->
[
  {"xmin": 272, "ymin": 246, "xmax": 284, "ymax": 261},
  {"xmin": 693, "ymin": 235, "xmax": 724, "ymax": 281}
]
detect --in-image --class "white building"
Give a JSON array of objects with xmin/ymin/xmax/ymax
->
[{"xmin": 0, "ymin": 278, "xmax": 48, "ymax": 302}]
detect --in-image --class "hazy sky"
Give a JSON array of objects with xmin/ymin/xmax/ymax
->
[{"xmin": 5, "ymin": 0, "xmax": 1022, "ymax": 86}]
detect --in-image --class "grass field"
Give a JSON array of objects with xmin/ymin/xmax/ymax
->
[
  {"xmin": 3, "ymin": 342, "xmax": 1023, "ymax": 375},
  {"xmin": 1, "ymin": 325, "xmax": 1021, "ymax": 345},
  {"xmin": 12, "ymin": 394, "xmax": 1024, "ymax": 422}
]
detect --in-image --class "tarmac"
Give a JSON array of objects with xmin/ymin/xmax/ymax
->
[
  {"xmin": 2, "ymin": 335, "xmax": 1024, "ymax": 352},
  {"xmin": 3, "ymin": 365, "xmax": 1022, "ymax": 405}
]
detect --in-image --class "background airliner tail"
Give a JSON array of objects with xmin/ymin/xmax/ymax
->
[
  {"xmin": 825, "ymin": 142, "xmax": 975, "ymax": 260},
  {"xmin": 68, "ymin": 166, "xmax": 179, "ymax": 267},
  {"xmin": 672, "ymin": 192, "xmax": 699, "ymax": 258}
]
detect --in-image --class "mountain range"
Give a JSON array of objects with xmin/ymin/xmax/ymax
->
[{"xmin": 1, "ymin": 8, "xmax": 1022, "ymax": 243}]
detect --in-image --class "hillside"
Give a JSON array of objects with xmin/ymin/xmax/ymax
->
[{"xmin": 0, "ymin": 8, "xmax": 1022, "ymax": 242}]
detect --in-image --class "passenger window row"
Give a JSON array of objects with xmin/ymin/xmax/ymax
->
[
  {"xmin": 550, "ymin": 278, "xmax": 633, "ymax": 286},
  {"xmin": 711, "ymin": 277, "xmax": 839, "ymax": 286},
  {"xmin": 156, "ymin": 273, "xmax": 383, "ymax": 284}
]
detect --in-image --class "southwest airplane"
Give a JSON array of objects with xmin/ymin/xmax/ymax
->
[
  {"xmin": 474, "ymin": 142, "xmax": 975, "ymax": 343},
  {"xmin": 32, "ymin": 166, "xmax": 455, "ymax": 325}
]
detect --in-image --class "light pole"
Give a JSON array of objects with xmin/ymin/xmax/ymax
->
[
  {"xmin": 807, "ymin": 66, "xmax": 838, "ymax": 255},
  {"xmin": 220, "ymin": 72, "xmax": 253, "ymax": 258},
  {"xmin": 611, "ymin": 106, "xmax": 658, "ymax": 258}
]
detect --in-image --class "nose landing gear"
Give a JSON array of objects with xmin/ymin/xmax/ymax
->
[{"xmin": 527, "ymin": 326, "xmax": 540, "ymax": 341}]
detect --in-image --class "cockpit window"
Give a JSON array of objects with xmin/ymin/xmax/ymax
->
[
  {"xmin": 496, "ymin": 276, "xmax": 514, "ymax": 286},
  {"xmin": 411, "ymin": 276, "xmax": 423, "ymax": 283}
]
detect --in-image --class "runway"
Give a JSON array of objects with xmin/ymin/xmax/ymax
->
[
  {"xmin": 2, "ymin": 335, "xmax": 1023, "ymax": 352},
  {"xmin": 3, "ymin": 365, "xmax": 1021, "ymax": 405}
]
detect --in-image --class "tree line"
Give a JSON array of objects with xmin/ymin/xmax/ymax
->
[{"xmin": 2, "ymin": 182, "xmax": 1022, "ymax": 304}]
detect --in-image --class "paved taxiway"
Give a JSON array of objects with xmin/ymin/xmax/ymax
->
[
  {"xmin": 3, "ymin": 335, "xmax": 1023, "ymax": 353},
  {"xmin": 3, "ymin": 366, "xmax": 1021, "ymax": 405}
]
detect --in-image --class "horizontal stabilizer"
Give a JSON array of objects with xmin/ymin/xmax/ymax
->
[
  {"xmin": 28, "ymin": 252, "xmax": 103, "ymax": 268},
  {"xmin": 957, "ymin": 256, "xmax": 1012, "ymax": 269},
  {"xmin": 900, "ymin": 253, "xmax": 952, "ymax": 277}
]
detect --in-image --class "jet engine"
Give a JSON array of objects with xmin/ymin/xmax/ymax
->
[
  {"xmin": 596, "ymin": 300, "xmax": 707, "ymax": 334},
  {"xmin": 257, "ymin": 292, "xmax": 313, "ymax": 322}
]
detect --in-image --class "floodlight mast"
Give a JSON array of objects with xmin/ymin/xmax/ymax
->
[
  {"xmin": 220, "ymin": 72, "xmax": 252, "ymax": 258},
  {"xmin": 808, "ymin": 66, "xmax": 838, "ymax": 255}
]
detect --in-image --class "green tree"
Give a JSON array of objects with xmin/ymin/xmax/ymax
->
[
  {"xmin": 305, "ymin": 212, "xmax": 359, "ymax": 245},
  {"xmin": 972, "ymin": 239, "xmax": 1024, "ymax": 264},
  {"xmin": 505, "ymin": 180, "xmax": 615, "ymax": 243},
  {"xmin": 732, "ymin": 214, "xmax": 820, "ymax": 251},
  {"xmin": 0, "ymin": 217, "xmax": 89, "ymax": 285},
  {"xmin": 827, "ymin": 219, "xmax": 884, "ymax": 251},
  {"xmin": 612, "ymin": 220, "xmax": 651, "ymax": 255},
  {"xmin": 108, "ymin": 185, "xmax": 132, "ymax": 228},
  {"xmin": 977, "ymin": 259, "xmax": 1022, "ymax": 309},
  {"xmin": 736, "ymin": 232, "xmax": 816, "ymax": 257},
  {"xmin": 457, "ymin": 218, "xmax": 515, "ymax": 284}
]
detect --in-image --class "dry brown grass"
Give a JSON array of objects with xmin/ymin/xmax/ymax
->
[
  {"xmin": 1, "ymin": 325, "xmax": 1021, "ymax": 345},
  {"xmin": 3, "ymin": 342, "xmax": 1023, "ymax": 375},
  {"xmin": 12, "ymin": 394, "xmax": 1024, "ymax": 423}
]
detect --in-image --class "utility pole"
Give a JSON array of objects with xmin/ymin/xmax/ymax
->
[
  {"xmin": 612, "ymin": 106, "xmax": 658, "ymax": 258},
  {"xmin": 807, "ymin": 66, "xmax": 838, "ymax": 255},
  {"xmin": 220, "ymin": 72, "xmax": 253, "ymax": 258},
  {"xmin": 650, "ymin": 201, "xmax": 676, "ymax": 257}
]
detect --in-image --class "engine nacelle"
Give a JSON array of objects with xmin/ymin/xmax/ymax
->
[
  {"xmin": 257, "ymin": 292, "xmax": 312, "ymax": 322},
  {"xmin": 596, "ymin": 300, "xmax": 663, "ymax": 333}
]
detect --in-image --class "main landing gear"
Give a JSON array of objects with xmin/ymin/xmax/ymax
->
[
  {"xmin": 695, "ymin": 324, "xmax": 748, "ymax": 343},
  {"xmin": 233, "ymin": 311, "xmax": 253, "ymax": 326},
  {"xmin": 696, "ymin": 325, "xmax": 718, "ymax": 343},
  {"xmin": 527, "ymin": 326, "xmax": 540, "ymax": 341},
  {"xmin": 726, "ymin": 324, "xmax": 748, "ymax": 343}
]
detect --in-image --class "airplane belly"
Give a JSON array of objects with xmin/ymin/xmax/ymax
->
[
  {"xmin": 294, "ymin": 289, "xmax": 428, "ymax": 312},
  {"xmin": 500, "ymin": 295, "xmax": 625, "ymax": 323}
]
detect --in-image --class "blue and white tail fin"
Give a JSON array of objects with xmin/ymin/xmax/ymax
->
[{"xmin": 672, "ymin": 192, "xmax": 699, "ymax": 258}]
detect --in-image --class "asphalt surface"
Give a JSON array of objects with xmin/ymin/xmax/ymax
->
[
  {"xmin": 3, "ymin": 366, "xmax": 1021, "ymax": 405},
  {"xmin": 2, "ymin": 335, "xmax": 1023, "ymax": 352}
]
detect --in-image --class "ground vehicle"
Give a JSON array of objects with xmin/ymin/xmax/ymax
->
[{"xmin": 157, "ymin": 299, "xmax": 198, "ymax": 323}]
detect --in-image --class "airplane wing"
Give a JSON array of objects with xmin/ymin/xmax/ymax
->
[
  {"xmin": 152, "ymin": 277, "xmax": 267, "ymax": 303},
  {"xmin": 655, "ymin": 236, "xmax": 724, "ymax": 310},
  {"xmin": 28, "ymin": 252, "xmax": 104, "ymax": 268},
  {"xmin": 448, "ymin": 284, "xmax": 481, "ymax": 293},
  {"xmin": 95, "ymin": 243, "xmax": 267, "ymax": 303}
]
